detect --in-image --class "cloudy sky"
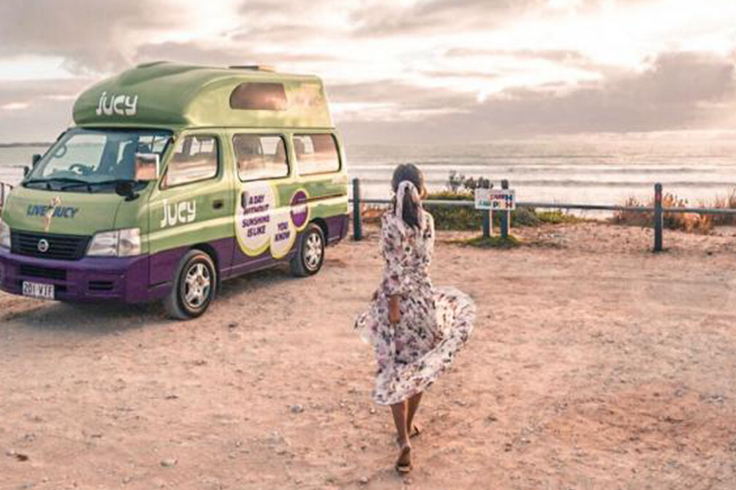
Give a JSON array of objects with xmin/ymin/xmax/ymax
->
[{"xmin": 1, "ymin": 0, "xmax": 736, "ymax": 144}]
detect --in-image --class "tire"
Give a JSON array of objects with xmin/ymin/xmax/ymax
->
[
  {"xmin": 290, "ymin": 223, "xmax": 325, "ymax": 277},
  {"xmin": 163, "ymin": 249, "xmax": 217, "ymax": 320}
]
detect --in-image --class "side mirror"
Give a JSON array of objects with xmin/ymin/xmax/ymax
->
[
  {"xmin": 134, "ymin": 153, "xmax": 160, "ymax": 182},
  {"xmin": 32, "ymin": 154, "xmax": 42, "ymax": 167},
  {"xmin": 23, "ymin": 166, "xmax": 30, "ymax": 177},
  {"xmin": 115, "ymin": 181, "xmax": 139, "ymax": 202}
]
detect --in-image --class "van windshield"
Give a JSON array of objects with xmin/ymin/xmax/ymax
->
[{"xmin": 24, "ymin": 128, "xmax": 172, "ymax": 192}]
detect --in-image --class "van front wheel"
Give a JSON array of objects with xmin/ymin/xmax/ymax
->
[
  {"xmin": 164, "ymin": 250, "xmax": 217, "ymax": 320},
  {"xmin": 290, "ymin": 224, "xmax": 325, "ymax": 277}
]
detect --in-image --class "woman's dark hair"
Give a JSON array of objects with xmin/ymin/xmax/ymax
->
[{"xmin": 391, "ymin": 163, "xmax": 425, "ymax": 229}]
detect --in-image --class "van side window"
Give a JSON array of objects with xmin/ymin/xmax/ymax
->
[
  {"xmin": 293, "ymin": 134, "xmax": 340, "ymax": 175},
  {"xmin": 233, "ymin": 135, "xmax": 289, "ymax": 181},
  {"xmin": 165, "ymin": 135, "xmax": 219, "ymax": 187}
]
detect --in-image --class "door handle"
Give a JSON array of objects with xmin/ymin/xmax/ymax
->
[
  {"xmin": 240, "ymin": 191, "xmax": 248, "ymax": 209},
  {"xmin": 212, "ymin": 199, "xmax": 224, "ymax": 210}
]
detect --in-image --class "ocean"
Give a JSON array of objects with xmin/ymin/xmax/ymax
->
[{"xmin": 2, "ymin": 140, "xmax": 735, "ymax": 209}]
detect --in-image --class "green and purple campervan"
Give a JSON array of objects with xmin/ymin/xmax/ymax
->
[{"xmin": 0, "ymin": 62, "xmax": 349, "ymax": 318}]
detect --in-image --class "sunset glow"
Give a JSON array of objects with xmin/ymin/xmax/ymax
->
[{"xmin": 1, "ymin": 0, "xmax": 735, "ymax": 142}]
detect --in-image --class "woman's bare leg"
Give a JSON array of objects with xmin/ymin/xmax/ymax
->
[
  {"xmin": 406, "ymin": 392, "xmax": 423, "ymax": 436},
  {"xmin": 391, "ymin": 401, "xmax": 409, "ymax": 445},
  {"xmin": 391, "ymin": 401, "xmax": 412, "ymax": 469}
]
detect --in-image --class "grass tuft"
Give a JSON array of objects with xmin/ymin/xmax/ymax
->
[
  {"xmin": 535, "ymin": 210, "xmax": 583, "ymax": 225},
  {"xmin": 456, "ymin": 235, "xmax": 522, "ymax": 249}
]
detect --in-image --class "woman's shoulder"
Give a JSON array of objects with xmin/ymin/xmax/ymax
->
[{"xmin": 381, "ymin": 209, "xmax": 433, "ymax": 233}]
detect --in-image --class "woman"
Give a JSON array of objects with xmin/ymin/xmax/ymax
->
[{"xmin": 354, "ymin": 164, "xmax": 476, "ymax": 473}]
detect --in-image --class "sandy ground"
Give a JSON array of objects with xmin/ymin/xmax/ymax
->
[{"xmin": 1, "ymin": 221, "xmax": 736, "ymax": 490}]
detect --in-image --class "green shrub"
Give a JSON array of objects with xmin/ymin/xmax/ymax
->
[
  {"xmin": 425, "ymin": 191, "xmax": 545, "ymax": 230},
  {"xmin": 425, "ymin": 191, "xmax": 480, "ymax": 230}
]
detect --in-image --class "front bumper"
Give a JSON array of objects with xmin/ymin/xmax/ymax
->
[{"xmin": 0, "ymin": 248, "xmax": 152, "ymax": 304}]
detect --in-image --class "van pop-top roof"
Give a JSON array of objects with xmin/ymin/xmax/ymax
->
[{"xmin": 73, "ymin": 62, "xmax": 334, "ymax": 130}]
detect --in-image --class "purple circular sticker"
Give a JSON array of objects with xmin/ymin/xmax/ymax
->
[{"xmin": 290, "ymin": 190, "xmax": 308, "ymax": 228}]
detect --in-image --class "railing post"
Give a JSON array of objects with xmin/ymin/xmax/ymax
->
[
  {"xmin": 501, "ymin": 179, "xmax": 509, "ymax": 239},
  {"xmin": 653, "ymin": 183, "xmax": 663, "ymax": 252},
  {"xmin": 352, "ymin": 178, "xmax": 363, "ymax": 241}
]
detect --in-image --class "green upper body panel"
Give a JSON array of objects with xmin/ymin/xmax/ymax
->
[
  {"xmin": 73, "ymin": 62, "xmax": 334, "ymax": 130},
  {"xmin": 3, "ymin": 184, "xmax": 139, "ymax": 235},
  {"xmin": 2, "ymin": 64, "xmax": 347, "ymax": 257}
]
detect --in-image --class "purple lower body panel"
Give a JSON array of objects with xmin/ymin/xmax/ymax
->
[
  {"xmin": 0, "ymin": 215, "xmax": 348, "ymax": 305},
  {"xmin": 325, "ymin": 214, "xmax": 349, "ymax": 244},
  {"xmin": 0, "ymin": 247, "xmax": 151, "ymax": 304}
]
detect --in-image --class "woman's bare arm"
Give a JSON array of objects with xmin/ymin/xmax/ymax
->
[{"xmin": 389, "ymin": 294, "xmax": 401, "ymax": 324}]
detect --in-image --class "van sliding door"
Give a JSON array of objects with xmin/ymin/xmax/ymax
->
[{"xmin": 231, "ymin": 133, "xmax": 295, "ymax": 273}]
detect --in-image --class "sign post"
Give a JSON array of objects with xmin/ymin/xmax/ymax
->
[
  {"xmin": 500, "ymin": 180, "xmax": 510, "ymax": 239},
  {"xmin": 475, "ymin": 187, "xmax": 516, "ymax": 238},
  {"xmin": 482, "ymin": 208, "xmax": 491, "ymax": 238},
  {"xmin": 653, "ymin": 183, "xmax": 663, "ymax": 252}
]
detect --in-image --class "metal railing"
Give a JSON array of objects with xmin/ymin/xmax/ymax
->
[{"xmin": 350, "ymin": 178, "xmax": 736, "ymax": 252}]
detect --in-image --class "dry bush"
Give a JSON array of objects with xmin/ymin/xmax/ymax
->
[
  {"xmin": 710, "ymin": 189, "xmax": 736, "ymax": 227},
  {"xmin": 611, "ymin": 194, "xmax": 713, "ymax": 234},
  {"xmin": 359, "ymin": 205, "xmax": 386, "ymax": 224}
]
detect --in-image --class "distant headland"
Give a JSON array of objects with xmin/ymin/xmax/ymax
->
[{"xmin": 0, "ymin": 142, "xmax": 52, "ymax": 148}]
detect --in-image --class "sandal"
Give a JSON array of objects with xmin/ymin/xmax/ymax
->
[{"xmin": 395, "ymin": 443, "xmax": 412, "ymax": 474}]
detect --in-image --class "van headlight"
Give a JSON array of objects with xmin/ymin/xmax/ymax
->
[
  {"xmin": 87, "ymin": 228, "xmax": 141, "ymax": 257},
  {"xmin": 0, "ymin": 220, "xmax": 10, "ymax": 250}
]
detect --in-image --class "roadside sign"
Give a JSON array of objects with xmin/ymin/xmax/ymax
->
[{"xmin": 474, "ymin": 188, "xmax": 516, "ymax": 211}]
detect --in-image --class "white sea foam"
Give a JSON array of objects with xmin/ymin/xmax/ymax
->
[{"xmin": 1, "ymin": 140, "xmax": 735, "ymax": 206}]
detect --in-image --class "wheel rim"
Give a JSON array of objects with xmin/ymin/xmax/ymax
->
[
  {"xmin": 183, "ymin": 262, "xmax": 212, "ymax": 309},
  {"xmin": 304, "ymin": 232, "xmax": 323, "ymax": 271}
]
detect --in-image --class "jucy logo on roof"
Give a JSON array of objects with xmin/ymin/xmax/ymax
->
[{"xmin": 95, "ymin": 91, "xmax": 138, "ymax": 116}]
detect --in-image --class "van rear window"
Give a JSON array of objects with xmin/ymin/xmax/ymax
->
[{"xmin": 230, "ymin": 83, "xmax": 287, "ymax": 111}]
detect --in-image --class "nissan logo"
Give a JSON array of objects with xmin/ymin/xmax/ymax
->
[{"xmin": 37, "ymin": 239, "xmax": 49, "ymax": 253}]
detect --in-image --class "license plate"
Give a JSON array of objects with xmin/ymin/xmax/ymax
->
[{"xmin": 22, "ymin": 281, "xmax": 55, "ymax": 300}]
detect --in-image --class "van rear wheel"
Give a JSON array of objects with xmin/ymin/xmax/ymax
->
[
  {"xmin": 164, "ymin": 249, "xmax": 217, "ymax": 320},
  {"xmin": 290, "ymin": 223, "xmax": 325, "ymax": 277}
]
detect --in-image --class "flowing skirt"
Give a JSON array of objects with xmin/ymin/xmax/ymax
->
[{"xmin": 354, "ymin": 285, "xmax": 476, "ymax": 405}]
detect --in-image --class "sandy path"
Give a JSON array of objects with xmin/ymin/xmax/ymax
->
[{"xmin": 1, "ymin": 222, "xmax": 735, "ymax": 490}]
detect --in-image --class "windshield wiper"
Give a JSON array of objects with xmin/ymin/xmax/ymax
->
[
  {"xmin": 86, "ymin": 179, "xmax": 139, "ymax": 187},
  {"xmin": 24, "ymin": 177, "xmax": 91, "ymax": 190},
  {"xmin": 60, "ymin": 179, "xmax": 144, "ymax": 192},
  {"xmin": 77, "ymin": 179, "xmax": 148, "ymax": 197},
  {"xmin": 60, "ymin": 180, "xmax": 101, "ymax": 191}
]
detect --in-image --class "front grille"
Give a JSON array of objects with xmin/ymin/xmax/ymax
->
[
  {"xmin": 11, "ymin": 231, "xmax": 90, "ymax": 261},
  {"xmin": 19, "ymin": 264, "xmax": 67, "ymax": 281},
  {"xmin": 88, "ymin": 280, "xmax": 114, "ymax": 291}
]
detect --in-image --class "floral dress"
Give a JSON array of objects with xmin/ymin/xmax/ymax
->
[{"xmin": 354, "ymin": 210, "xmax": 476, "ymax": 405}]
